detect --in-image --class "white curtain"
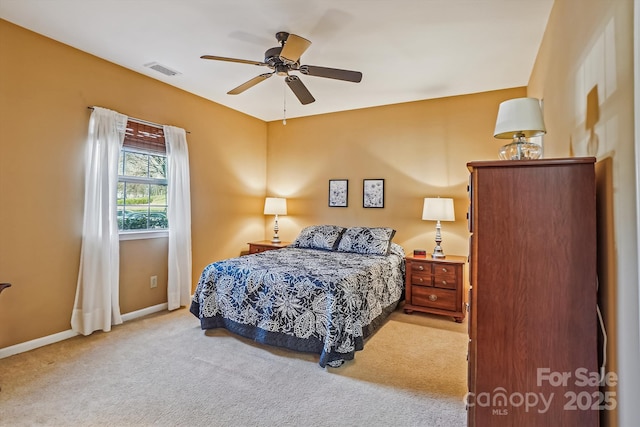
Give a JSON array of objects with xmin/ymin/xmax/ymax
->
[
  {"xmin": 164, "ymin": 125, "xmax": 192, "ymax": 310},
  {"xmin": 71, "ymin": 107, "xmax": 127, "ymax": 335}
]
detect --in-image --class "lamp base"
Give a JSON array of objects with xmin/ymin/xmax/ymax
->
[
  {"xmin": 271, "ymin": 215, "xmax": 281, "ymax": 243},
  {"xmin": 499, "ymin": 141, "xmax": 542, "ymax": 160},
  {"xmin": 431, "ymin": 221, "xmax": 446, "ymax": 258},
  {"xmin": 431, "ymin": 245, "xmax": 446, "ymax": 259}
]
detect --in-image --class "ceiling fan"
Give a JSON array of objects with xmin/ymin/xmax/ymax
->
[{"xmin": 201, "ymin": 31, "xmax": 362, "ymax": 105}]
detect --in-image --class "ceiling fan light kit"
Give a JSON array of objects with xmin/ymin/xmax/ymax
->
[{"xmin": 201, "ymin": 31, "xmax": 362, "ymax": 105}]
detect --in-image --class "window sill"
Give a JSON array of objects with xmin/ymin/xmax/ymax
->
[{"xmin": 119, "ymin": 230, "xmax": 169, "ymax": 241}]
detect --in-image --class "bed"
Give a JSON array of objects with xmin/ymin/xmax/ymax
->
[{"xmin": 190, "ymin": 225, "xmax": 405, "ymax": 367}]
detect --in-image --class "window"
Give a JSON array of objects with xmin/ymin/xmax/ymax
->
[{"xmin": 117, "ymin": 121, "xmax": 168, "ymax": 231}]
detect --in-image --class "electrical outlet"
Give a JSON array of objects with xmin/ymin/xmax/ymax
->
[{"xmin": 150, "ymin": 275, "xmax": 158, "ymax": 288}]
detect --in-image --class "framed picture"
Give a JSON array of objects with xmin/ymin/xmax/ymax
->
[
  {"xmin": 363, "ymin": 179, "xmax": 384, "ymax": 208},
  {"xmin": 328, "ymin": 179, "xmax": 348, "ymax": 207}
]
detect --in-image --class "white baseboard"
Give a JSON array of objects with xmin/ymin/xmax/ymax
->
[
  {"xmin": 0, "ymin": 329, "xmax": 80, "ymax": 360},
  {"xmin": 0, "ymin": 302, "xmax": 168, "ymax": 359},
  {"xmin": 121, "ymin": 302, "xmax": 168, "ymax": 322}
]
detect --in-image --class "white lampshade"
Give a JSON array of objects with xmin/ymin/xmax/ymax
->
[
  {"xmin": 264, "ymin": 197, "xmax": 287, "ymax": 215},
  {"xmin": 494, "ymin": 97, "xmax": 546, "ymax": 139},
  {"xmin": 422, "ymin": 198, "xmax": 455, "ymax": 221}
]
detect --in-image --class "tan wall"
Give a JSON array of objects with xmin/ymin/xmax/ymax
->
[
  {"xmin": 265, "ymin": 88, "xmax": 526, "ymax": 257},
  {"xmin": 528, "ymin": 0, "xmax": 638, "ymax": 425},
  {"xmin": 0, "ymin": 20, "xmax": 267, "ymax": 348}
]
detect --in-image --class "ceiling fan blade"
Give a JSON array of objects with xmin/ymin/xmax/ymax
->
[
  {"xmin": 279, "ymin": 34, "xmax": 312, "ymax": 64},
  {"xmin": 285, "ymin": 75, "xmax": 315, "ymax": 105},
  {"xmin": 228, "ymin": 73, "xmax": 273, "ymax": 95},
  {"xmin": 201, "ymin": 55, "xmax": 266, "ymax": 66},
  {"xmin": 299, "ymin": 65, "xmax": 362, "ymax": 83}
]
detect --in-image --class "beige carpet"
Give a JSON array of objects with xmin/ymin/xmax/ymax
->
[{"xmin": 0, "ymin": 306, "xmax": 468, "ymax": 427}]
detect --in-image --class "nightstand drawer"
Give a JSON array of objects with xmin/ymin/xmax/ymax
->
[
  {"xmin": 410, "ymin": 262, "xmax": 430, "ymax": 273},
  {"xmin": 249, "ymin": 245, "xmax": 270, "ymax": 254},
  {"xmin": 412, "ymin": 286, "xmax": 457, "ymax": 311},
  {"xmin": 247, "ymin": 241, "xmax": 291, "ymax": 255},
  {"xmin": 433, "ymin": 267, "xmax": 457, "ymax": 290},
  {"xmin": 410, "ymin": 272, "xmax": 432, "ymax": 286}
]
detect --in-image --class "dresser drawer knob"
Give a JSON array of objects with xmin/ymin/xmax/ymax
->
[
  {"xmin": 417, "ymin": 265, "xmax": 424, "ymax": 271},
  {"xmin": 441, "ymin": 280, "xmax": 448, "ymax": 286},
  {"xmin": 428, "ymin": 294, "xmax": 438, "ymax": 302},
  {"xmin": 441, "ymin": 267, "xmax": 448, "ymax": 273},
  {"xmin": 417, "ymin": 277, "xmax": 423, "ymax": 283}
]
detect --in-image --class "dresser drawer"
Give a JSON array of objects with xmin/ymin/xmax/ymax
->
[{"xmin": 411, "ymin": 286, "xmax": 457, "ymax": 311}]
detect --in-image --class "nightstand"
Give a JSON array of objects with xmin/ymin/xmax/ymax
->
[
  {"xmin": 404, "ymin": 254, "xmax": 466, "ymax": 322},
  {"xmin": 247, "ymin": 240, "xmax": 291, "ymax": 254}
]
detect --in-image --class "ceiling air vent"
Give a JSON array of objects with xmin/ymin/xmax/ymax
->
[{"xmin": 144, "ymin": 62, "xmax": 181, "ymax": 77}]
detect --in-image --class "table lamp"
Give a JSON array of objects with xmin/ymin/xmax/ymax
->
[
  {"xmin": 494, "ymin": 97, "xmax": 546, "ymax": 160},
  {"xmin": 422, "ymin": 197, "xmax": 455, "ymax": 258},
  {"xmin": 264, "ymin": 197, "xmax": 287, "ymax": 243}
]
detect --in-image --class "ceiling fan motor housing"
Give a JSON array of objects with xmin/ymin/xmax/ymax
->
[
  {"xmin": 264, "ymin": 46, "xmax": 283, "ymax": 67},
  {"xmin": 264, "ymin": 46, "xmax": 299, "ymax": 74}
]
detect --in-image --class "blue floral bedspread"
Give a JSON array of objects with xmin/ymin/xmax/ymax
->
[{"xmin": 190, "ymin": 244, "xmax": 405, "ymax": 367}]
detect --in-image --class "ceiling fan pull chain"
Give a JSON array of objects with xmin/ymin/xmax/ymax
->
[{"xmin": 283, "ymin": 82, "xmax": 287, "ymax": 125}]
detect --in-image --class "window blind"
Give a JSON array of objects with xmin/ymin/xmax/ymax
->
[{"xmin": 123, "ymin": 120, "xmax": 165, "ymax": 154}]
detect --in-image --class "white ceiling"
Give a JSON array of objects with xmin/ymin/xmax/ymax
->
[{"xmin": 0, "ymin": 0, "xmax": 554, "ymax": 122}]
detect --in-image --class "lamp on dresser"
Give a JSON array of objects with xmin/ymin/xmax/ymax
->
[
  {"xmin": 494, "ymin": 97, "xmax": 546, "ymax": 160},
  {"xmin": 422, "ymin": 197, "xmax": 455, "ymax": 258},
  {"xmin": 264, "ymin": 197, "xmax": 287, "ymax": 243}
]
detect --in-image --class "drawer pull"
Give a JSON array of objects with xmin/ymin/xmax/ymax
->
[
  {"xmin": 441, "ymin": 267, "xmax": 448, "ymax": 273},
  {"xmin": 417, "ymin": 277, "xmax": 423, "ymax": 283},
  {"xmin": 417, "ymin": 265, "xmax": 424, "ymax": 271},
  {"xmin": 428, "ymin": 294, "xmax": 438, "ymax": 302},
  {"xmin": 441, "ymin": 280, "xmax": 448, "ymax": 286}
]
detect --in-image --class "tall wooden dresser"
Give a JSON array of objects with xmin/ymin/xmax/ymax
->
[{"xmin": 466, "ymin": 158, "xmax": 599, "ymax": 426}]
